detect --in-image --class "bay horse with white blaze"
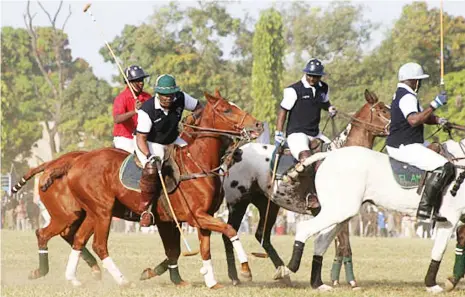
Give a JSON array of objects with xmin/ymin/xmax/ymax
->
[
  {"xmin": 222, "ymin": 89, "xmax": 391, "ymax": 289},
  {"xmin": 14, "ymin": 91, "xmax": 262, "ymax": 288}
]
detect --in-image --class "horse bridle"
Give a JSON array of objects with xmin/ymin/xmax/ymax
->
[{"xmin": 339, "ymin": 102, "xmax": 391, "ymax": 136}]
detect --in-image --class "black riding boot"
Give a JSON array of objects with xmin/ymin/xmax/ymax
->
[
  {"xmin": 417, "ymin": 162, "xmax": 456, "ymax": 222},
  {"xmin": 139, "ymin": 161, "xmax": 159, "ymax": 227}
]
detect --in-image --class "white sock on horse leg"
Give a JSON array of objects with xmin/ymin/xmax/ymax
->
[
  {"xmin": 199, "ymin": 259, "xmax": 217, "ymax": 288},
  {"xmin": 65, "ymin": 249, "xmax": 81, "ymax": 281},
  {"xmin": 231, "ymin": 235, "xmax": 248, "ymax": 263},
  {"xmin": 102, "ymin": 257, "xmax": 127, "ymax": 285}
]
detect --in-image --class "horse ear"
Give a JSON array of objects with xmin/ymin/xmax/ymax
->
[
  {"xmin": 365, "ymin": 89, "xmax": 375, "ymax": 104},
  {"xmin": 214, "ymin": 88, "xmax": 222, "ymax": 98},
  {"xmin": 204, "ymin": 92, "xmax": 218, "ymax": 104},
  {"xmin": 370, "ymin": 91, "xmax": 379, "ymax": 103}
]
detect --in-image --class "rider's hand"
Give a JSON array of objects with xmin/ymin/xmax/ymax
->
[
  {"xmin": 430, "ymin": 91, "xmax": 447, "ymax": 110},
  {"xmin": 135, "ymin": 99, "xmax": 143, "ymax": 110},
  {"xmin": 438, "ymin": 117, "xmax": 448, "ymax": 126},
  {"xmin": 328, "ymin": 105, "xmax": 337, "ymax": 118},
  {"xmin": 274, "ymin": 131, "xmax": 285, "ymax": 147}
]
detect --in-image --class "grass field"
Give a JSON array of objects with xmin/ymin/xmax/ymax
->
[{"xmin": 1, "ymin": 230, "xmax": 464, "ymax": 297}]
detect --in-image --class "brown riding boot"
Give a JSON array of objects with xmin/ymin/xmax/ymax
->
[{"xmin": 139, "ymin": 161, "xmax": 159, "ymax": 227}]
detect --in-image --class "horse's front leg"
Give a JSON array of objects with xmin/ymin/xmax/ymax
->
[
  {"xmin": 195, "ymin": 214, "xmax": 252, "ymax": 283},
  {"xmin": 445, "ymin": 224, "xmax": 465, "ymax": 291},
  {"xmin": 198, "ymin": 228, "xmax": 222, "ymax": 289},
  {"xmin": 330, "ymin": 221, "xmax": 358, "ymax": 289},
  {"xmin": 425, "ymin": 220, "xmax": 456, "ymax": 293}
]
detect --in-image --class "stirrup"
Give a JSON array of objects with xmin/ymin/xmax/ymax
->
[{"xmin": 140, "ymin": 211, "xmax": 155, "ymax": 226}]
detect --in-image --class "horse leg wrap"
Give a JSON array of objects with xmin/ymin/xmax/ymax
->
[
  {"xmin": 65, "ymin": 249, "xmax": 81, "ymax": 281},
  {"xmin": 200, "ymin": 260, "xmax": 217, "ymax": 288},
  {"xmin": 425, "ymin": 259, "xmax": 441, "ymax": 287},
  {"xmin": 288, "ymin": 241, "xmax": 305, "ymax": 273},
  {"xmin": 310, "ymin": 255, "xmax": 324, "ymax": 288},
  {"xmin": 343, "ymin": 256, "xmax": 356, "ymax": 284},
  {"xmin": 331, "ymin": 256, "xmax": 343, "ymax": 282},
  {"xmin": 231, "ymin": 236, "xmax": 248, "ymax": 264},
  {"xmin": 38, "ymin": 248, "xmax": 49, "ymax": 276},
  {"xmin": 154, "ymin": 258, "xmax": 169, "ymax": 276},
  {"xmin": 81, "ymin": 247, "xmax": 97, "ymax": 267},
  {"xmin": 102, "ymin": 257, "xmax": 127, "ymax": 285},
  {"xmin": 453, "ymin": 244, "xmax": 465, "ymax": 280},
  {"xmin": 168, "ymin": 264, "xmax": 183, "ymax": 284}
]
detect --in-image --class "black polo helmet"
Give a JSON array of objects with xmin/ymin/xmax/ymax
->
[
  {"xmin": 302, "ymin": 58, "xmax": 325, "ymax": 76},
  {"xmin": 124, "ymin": 65, "xmax": 150, "ymax": 82}
]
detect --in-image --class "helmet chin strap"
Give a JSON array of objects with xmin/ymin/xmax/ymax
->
[{"xmin": 414, "ymin": 79, "xmax": 422, "ymax": 93}]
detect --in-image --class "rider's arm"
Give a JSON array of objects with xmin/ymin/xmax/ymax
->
[
  {"xmin": 113, "ymin": 94, "xmax": 137, "ymax": 124},
  {"xmin": 424, "ymin": 114, "xmax": 440, "ymax": 125},
  {"xmin": 135, "ymin": 110, "xmax": 153, "ymax": 158},
  {"xmin": 320, "ymin": 87, "xmax": 331, "ymax": 110},
  {"xmin": 184, "ymin": 92, "xmax": 204, "ymax": 120},
  {"xmin": 399, "ymin": 93, "xmax": 434, "ymax": 127},
  {"xmin": 114, "ymin": 111, "xmax": 137, "ymax": 124},
  {"xmin": 277, "ymin": 88, "xmax": 297, "ymax": 132}
]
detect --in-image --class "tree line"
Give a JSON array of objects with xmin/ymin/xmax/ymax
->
[{"xmin": 2, "ymin": 1, "xmax": 464, "ymax": 174}]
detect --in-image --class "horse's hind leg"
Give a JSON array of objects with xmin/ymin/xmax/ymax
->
[
  {"xmin": 445, "ymin": 224, "xmax": 465, "ymax": 291},
  {"xmin": 252, "ymin": 194, "xmax": 289, "ymax": 283},
  {"xmin": 29, "ymin": 218, "xmax": 67, "ymax": 280},
  {"xmin": 141, "ymin": 221, "xmax": 187, "ymax": 286},
  {"xmin": 223, "ymin": 198, "xmax": 249, "ymax": 285},
  {"xmin": 60, "ymin": 212, "xmax": 101, "ymax": 280}
]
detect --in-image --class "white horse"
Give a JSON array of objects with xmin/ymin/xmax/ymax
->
[{"xmin": 285, "ymin": 139, "xmax": 465, "ymax": 293}]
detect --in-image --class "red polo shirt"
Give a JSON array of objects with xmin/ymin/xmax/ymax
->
[{"xmin": 112, "ymin": 87, "xmax": 152, "ymax": 139}]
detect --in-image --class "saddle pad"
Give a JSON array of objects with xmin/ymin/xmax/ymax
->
[
  {"xmin": 119, "ymin": 154, "xmax": 180, "ymax": 193},
  {"xmin": 389, "ymin": 157, "xmax": 425, "ymax": 189},
  {"xmin": 270, "ymin": 144, "xmax": 298, "ymax": 180}
]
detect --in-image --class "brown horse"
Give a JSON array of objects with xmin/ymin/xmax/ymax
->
[
  {"xmin": 36, "ymin": 91, "xmax": 262, "ymax": 287},
  {"xmin": 221, "ymin": 90, "xmax": 391, "ymax": 288}
]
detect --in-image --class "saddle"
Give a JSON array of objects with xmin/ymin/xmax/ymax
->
[{"xmin": 118, "ymin": 146, "xmax": 181, "ymax": 194}]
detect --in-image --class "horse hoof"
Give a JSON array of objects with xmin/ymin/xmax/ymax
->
[
  {"xmin": 332, "ymin": 280, "xmax": 340, "ymax": 287},
  {"xmin": 28, "ymin": 269, "xmax": 42, "ymax": 280},
  {"xmin": 175, "ymin": 280, "xmax": 190, "ymax": 287},
  {"xmin": 140, "ymin": 268, "xmax": 157, "ymax": 281},
  {"xmin": 69, "ymin": 279, "xmax": 82, "ymax": 287},
  {"xmin": 240, "ymin": 271, "xmax": 252, "ymax": 282},
  {"xmin": 426, "ymin": 285, "xmax": 443, "ymax": 294},
  {"xmin": 121, "ymin": 281, "xmax": 136, "ymax": 288},
  {"xmin": 316, "ymin": 284, "xmax": 333, "ymax": 292},
  {"xmin": 232, "ymin": 279, "xmax": 240, "ymax": 286},
  {"xmin": 273, "ymin": 265, "xmax": 290, "ymax": 280},
  {"xmin": 350, "ymin": 280, "xmax": 361, "ymax": 290},
  {"xmin": 444, "ymin": 277, "xmax": 458, "ymax": 292},
  {"xmin": 210, "ymin": 283, "xmax": 224, "ymax": 289},
  {"xmin": 91, "ymin": 267, "xmax": 102, "ymax": 281}
]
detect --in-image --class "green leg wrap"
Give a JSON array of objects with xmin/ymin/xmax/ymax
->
[
  {"xmin": 343, "ymin": 256, "xmax": 356, "ymax": 284},
  {"xmin": 453, "ymin": 244, "xmax": 465, "ymax": 280},
  {"xmin": 154, "ymin": 259, "xmax": 169, "ymax": 276},
  {"xmin": 331, "ymin": 256, "xmax": 343, "ymax": 282},
  {"xmin": 169, "ymin": 266, "xmax": 183, "ymax": 284},
  {"xmin": 81, "ymin": 247, "xmax": 98, "ymax": 267},
  {"xmin": 38, "ymin": 248, "xmax": 49, "ymax": 276}
]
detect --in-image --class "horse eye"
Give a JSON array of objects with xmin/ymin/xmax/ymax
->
[{"xmin": 223, "ymin": 108, "xmax": 232, "ymax": 114}]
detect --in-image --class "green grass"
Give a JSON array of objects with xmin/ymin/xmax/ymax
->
[{"xmin": 1, "ymin": 230, "xmax": 464, "ymax": 296}]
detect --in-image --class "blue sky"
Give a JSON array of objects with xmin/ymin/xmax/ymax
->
[{"xmin": 2, "ymin": 0, "xmax": 464, "ymax": 83}]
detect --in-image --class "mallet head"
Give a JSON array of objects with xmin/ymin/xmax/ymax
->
[{"xmin": 83, "ymin": 3, "xmax": 91, "ymax": 13}]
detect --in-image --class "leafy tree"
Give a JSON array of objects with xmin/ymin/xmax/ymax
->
[{"xmin": 250, "ymin": 8, "xmax": 284, "ymax": 132}]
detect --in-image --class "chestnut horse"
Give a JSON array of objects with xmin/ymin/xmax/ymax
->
[
  {"xmin": 222, "ymin": 90, "xmax": 391, "ymax": 288},
  {"xmin": 24, "ymin": 91, "xmax": 262, "ymax": 288}
]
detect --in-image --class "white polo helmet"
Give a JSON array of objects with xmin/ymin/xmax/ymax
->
[{"xmin": 398, "ymin": 62, "xmax": 430, "ymax": 81}]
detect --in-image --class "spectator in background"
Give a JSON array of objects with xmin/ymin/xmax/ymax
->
[
  {"xmin": 377, "ymin": 211, "xmax": 387, "ymax": 237},
  {"xmin": 15, "ymin": 199, "xmax": 27, "ymax": 231},
  {"xmin": 386, "ymin": 212, "xmax": 397, "ymax": 237}
]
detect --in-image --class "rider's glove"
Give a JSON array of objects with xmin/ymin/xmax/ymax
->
[
  {"xmin": 430, "ymin": 91, "xmax": 448, "ymax": 110},
  {"xmin": 328, "ymin": 105, "xmax": 337, "ymax": 118},
  {"xmin": 274, "ymin": 131, "xmax": 285, "ymax": 147}
]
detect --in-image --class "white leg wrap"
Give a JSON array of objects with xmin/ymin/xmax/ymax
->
[
  {"xmin": 231, "ymin": 236, "xmax": 248, "ymax": 263},
  {"xmin": 295, "ymin": 218, "xmax": 314, "ymax": 243},
  {"xmin": 65, "ymin": 249, "xmax": 81, "ymax": 281},
  {"xmin": 199, "ymin": 260, "xmax": 217, "ymax": 288},
  {"xmin": 102, "ymin": 257, "xmax": 127, "ymax": 285}
]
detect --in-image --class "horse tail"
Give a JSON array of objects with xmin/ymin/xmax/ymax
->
[
  {"xmin": 302, "ymin": 152, "xmax": 331, "ymax": 167},
  {"xmin": 11, "ymin": 162, "xmax": 50, "ymax": 194}
]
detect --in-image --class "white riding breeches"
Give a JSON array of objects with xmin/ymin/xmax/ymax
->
[
  {"xmin": 386, "ymin": 143, "xmax": 448, "ymax": 171},
  {"xmin": 134, "ymin": 137, "xmax": 187, "ymax": 168},
  {"xmin": 287, "ymin": 132, "xmax": 331, "ymax": 160},
  {"xmin": 113, "ymin": 136, "xmax": 135, "ymax": 153}
]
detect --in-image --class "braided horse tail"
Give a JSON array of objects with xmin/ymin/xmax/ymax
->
[{"xmin": 11, "ymin": 152, "xmax": 86, "ymax": 194}]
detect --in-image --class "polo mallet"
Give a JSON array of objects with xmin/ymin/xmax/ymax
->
[
  {"xmin": 252, "ymin": 147, "xmax": 281, "ymax": 258},
  {"xmin": 155, "ymin": 162, "xmax": 199, "ymax": 257},
  {"xmin": 439, "ymin": 0, "xmax": 445, "ymax": 90},
  {"xmin": 83, "ymin": 3, "xmax": 139, "ymax": 103}
]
